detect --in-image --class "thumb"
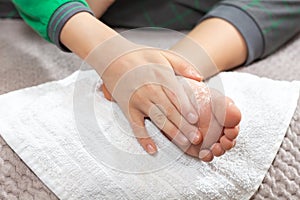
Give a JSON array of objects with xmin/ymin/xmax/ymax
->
[{"xmin": 100, "ymin": 84, "xmax": 114, "ymax": 101}]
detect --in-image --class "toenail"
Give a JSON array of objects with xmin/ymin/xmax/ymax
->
[
  {"xmin": 199, "ymin": 149, "xmax": 210, "ymax": 159},
  {"xmin": 229, "ymin": 102, "xmax": 238, "ymax": 109},
  {"xmin": 187, "ymin": 68, "xmax": 203, "ymax": 81},
  {"xmin": 146, "ymin": 144, "xmax": 156, "ymax": 154},
  {"xmin": 232, "ymin": 140, "xmax": 237, "ymax": 148},
  {"xmin": 189, "ymin": 131, "xmax": 199, "ymax": 143}
]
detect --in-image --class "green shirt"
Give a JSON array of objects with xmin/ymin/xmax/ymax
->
[{"xmin": 12, "ymin": 0, "xmax": 92, "ymax": 44}]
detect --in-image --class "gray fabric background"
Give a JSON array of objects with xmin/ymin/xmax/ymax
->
[{"xmin": 0, "ymin": 19, "xmax": 299, "ymax": 199}]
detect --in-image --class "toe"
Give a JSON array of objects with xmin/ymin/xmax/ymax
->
[
  {"xmin": 220, "ymin": 136, "xmax": 235, "ymax": 150},
  {"xmin": 199, "ymin": 149, "xmax": 214, "ymax": 162},
  {"xmin": 210, "ymin": 93, "xmax": 241, "ymax": 128},
  {"xmin": 211, "ymin": 143, "xmax": 225, "ymax": 157},
  {"xmin": 224, "ymin": 98, "xmax": 241, "ymax": 127},
  {"xmin": 224, "ymin": 126, "xmax": 239, "ymax": 140}
]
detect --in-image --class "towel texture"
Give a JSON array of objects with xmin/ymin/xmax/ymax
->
[{"xmin": 0, "ymin": 69, "xmax": 298, "ymax": 199}]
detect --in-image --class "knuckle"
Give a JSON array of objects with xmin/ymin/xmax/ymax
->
[
  {"xmin": 146, "ymin": 84, "xmax": 158, "ymax": 93},
  {"xmin": 139, "ymin": 84, "xmax": 153, "ymax": 95}
]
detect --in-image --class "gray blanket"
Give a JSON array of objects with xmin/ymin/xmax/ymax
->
[{"xmin": 0, "ymin": 19, "xmax": 299, "ymax": 199}]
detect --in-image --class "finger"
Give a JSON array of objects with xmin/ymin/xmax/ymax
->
[
  {"xmin": 160, "ymin": 78, "xmax": 199, "ymax": 125},
  {"xmin": 146, "ymin": 104, "xmax": 191, "ymax": 148},
  {"xmin": 150, "ymin": 88, "xmax": 202, "ymax": 144},
  {"xmin": 162, "ymin": 51, "xmax": 203, "ymax": 81},
  {"xmin": 160, "ymin": 53, "xmax": 201, "ymax": 124},
  {"xmin": 101, "ymin": 84, "xmax": 114, "ymax": 101},
  {"xmin": 129, "ymin": 110, "xmax": 157, "ymax": 155},
  {"xmin": 176, "ymin": 76, "xmax": 204, "ymax": 111},
  {"xmin": 184, "ymin": 144, "xmax": 202, "ymax": 158}
]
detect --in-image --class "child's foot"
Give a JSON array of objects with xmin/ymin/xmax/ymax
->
[{"xmin": 181, "ymin": 77, "xmax": 241, "ymax": 162}]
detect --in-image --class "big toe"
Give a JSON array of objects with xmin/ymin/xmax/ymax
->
[
  {"xmin": 210, "ymin": 94, "xmax": 241, "ymax": 128},
  {"xmin": 223, "ymin": 98, "xmax": 241, "ymax": 128}
]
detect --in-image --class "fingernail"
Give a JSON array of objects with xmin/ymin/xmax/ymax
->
[
  {"xmin": 189, "ymin": 131, "xmax": 200, "ymax": 143},
  {"xmin": 199, "ymin": 149, "xmax": 210, "ymax": 159},
  {"xmin": 187, "ymin": 113, "xmax": 198, "ymax": 124},
  {"xmin": 194, "ymin": 73, "xmax": 203, "ymax": 81},
  {"xmin": 188, "ymin": 68, "xmax": 203, "ymax": 80},
  {"xmin": 146, "ymin": 144, "xmax": 156, "ymax": 155}
]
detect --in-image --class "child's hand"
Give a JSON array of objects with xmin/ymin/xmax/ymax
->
[
  {"xmin": 61, "ymin": 11, "xmax": 204, "ymax": 155},
  {"xmin": 101, "ymin": 56, "xmax": 241, "ymax": 162},
  {"xmin": 100, "ymin": 47, "xmax": 203, "ymax": 155}
]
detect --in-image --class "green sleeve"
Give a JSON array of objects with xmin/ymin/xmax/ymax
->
[{"xmin": 12, "ymin": 0, "xmax": 92, "ymax": 46}]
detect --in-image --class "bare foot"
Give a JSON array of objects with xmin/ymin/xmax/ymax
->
[
  {"xmin": 100, "ymin": 79, "xmax": 241, "ymax": 162},
  {"xmin": 180, "ymin": 77, "xmax": 241, "ymax": 162}
]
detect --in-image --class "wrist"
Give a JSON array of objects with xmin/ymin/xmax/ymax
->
[
  {"xmin": 84, "ymin": 35, "xmax": 158, "ymax": 82},
  {"xmin": 60, "ymin": 12, "xmax": 118, "ymax": 59}
]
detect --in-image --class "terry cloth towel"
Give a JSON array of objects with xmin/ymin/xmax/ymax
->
[{"xmin": 0, "ymin": 70, "xmax": 299, "ymax": 200}]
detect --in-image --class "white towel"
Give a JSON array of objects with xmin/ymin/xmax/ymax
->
[{"xmin": 0, "ymin": 71, "xmax": 299, "ymax": 200}]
